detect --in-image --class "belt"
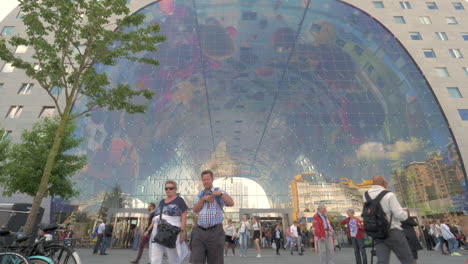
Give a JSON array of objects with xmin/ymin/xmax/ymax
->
[{"xmin": 199, "ymin": 224, "xmax": 221, "ymax": 231}]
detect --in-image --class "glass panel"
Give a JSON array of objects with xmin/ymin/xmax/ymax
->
[
  {"xmin": 453, "ymin": 3, "xmax": 464, "ymax": 10},
  {"xmin": 447, "ymin": 87, "xmax": 462, "ymax": 98},
  {"xmin": 15, "ymin": 45, "xmax": 28, "ymax": 53},
  {"xmin": 373, "ymin": 1, "xmax": 384, "ymax": 8},
  {"xmin": 1, "ymin": 63, "xmax": 15, "ymax": 73},
  {"xmin": 435, "ymin": 67, "xmax": 449, "ymax": 77},
  {"xmin": 446, "ymin": 17, "xmax": 458, "ymax": 25},
  {"xmin": 426, "ymin": 2, "xmax": 438, "ymax": 9},
  {"xmin": 462, "ymin": 33, "xmax": 468, "ymax": 41},
  {"xmin": 410, "ymin": 32, "xmax": 422, "ymax": 40},
  {"xmin": 67, "ymin": 0, "xmax": 467, "ymax": 232},
  {"xmin": 394, "ymin": 16, "xmax": 406, "ymax": 24},
  {"xmin": 1, "ymin": 26, "xmax": 14, "ymax": 36},
  {"xmin": 435, "ymin": 32, "xmax": 448, "ymax": 41},
  {"xmin": 458, "ymin": 109, "xmax": 468, "ymax": 120},
  {"xmin": 423, "ymin": 49, "xmax": 436, "ymax": 58}
]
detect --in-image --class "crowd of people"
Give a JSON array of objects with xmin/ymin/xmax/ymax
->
[{"xmin": 88, "ymin": 171, "xmax": 465, "ymax": 264}]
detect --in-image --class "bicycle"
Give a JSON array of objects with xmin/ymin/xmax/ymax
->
[
  {"xmin": 0, "ymin": 229, "xmax": 53, "ymax": 264},
  {"xmin": 33, "ymin": 224, "xmax": 81, "ymax": 264}
]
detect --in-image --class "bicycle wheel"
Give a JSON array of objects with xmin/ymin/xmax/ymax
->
[
  {"xmin": 42, "ymin": 245, "xmax": 81, "ymax": 264},
  {"xmin": 28, "ymin": 256, "xmax": 54, "ymax": 264},
  {"xmin": 0, "ymin": 252, "xmax": 31, "ymax": 264}
]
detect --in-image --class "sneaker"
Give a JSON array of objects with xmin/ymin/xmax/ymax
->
[
  {"xmin": 256, "ymin": 254, "xmax": 261, "ymax": 258},
  {"xmin": 451, "ymin": 252, "xmax": 462, "ymax": 256}
]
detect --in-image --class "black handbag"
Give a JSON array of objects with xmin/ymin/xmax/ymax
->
[{"xmin": 152, "ymin": 201, "xmax": 181, "ymax": 248}]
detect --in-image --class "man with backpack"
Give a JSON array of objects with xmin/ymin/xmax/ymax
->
[{"xmin": 362, "ymin": 175, "xmax": 412, "ymax": 264}]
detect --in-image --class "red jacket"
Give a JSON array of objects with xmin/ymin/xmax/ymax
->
[
  {"xmin": 339, "ymin": 217, "xmax": 365, "ymax": 239},
  {"xmin": 313, "ymin": 213, "xmax": 331, "ymax": 239}
]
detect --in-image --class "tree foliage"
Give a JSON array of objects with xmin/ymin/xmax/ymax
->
[
  {"xmin": 0, "ymin": 129, "xmax": 11, "ymax": 178},
  {"xmin": 0, "ymin": 118, "xmax": 86, "ymax": 199},
  {"xmin": 0, "ymin": 0, "xmax": 164, "ymax": 118},
  {"xmin": 0, "ymin": 0, "xmax": 164, "ymax": 235}
]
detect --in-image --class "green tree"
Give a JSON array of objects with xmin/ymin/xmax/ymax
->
[
  {"xmin": 0, "ymin": 117, "xmax": 86, "ymax": 199},
  {"xmin": 0, "ymin": 0, "xmax": 165, "ymax": 235},
  {"xmin": 0, "ymin": 129, "xmax": 11, "ymax": 177}
]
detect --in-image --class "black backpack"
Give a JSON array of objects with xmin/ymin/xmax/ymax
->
[{"xmin": 362, "ymin": 190, "xmax": 392, "ymax": 239}]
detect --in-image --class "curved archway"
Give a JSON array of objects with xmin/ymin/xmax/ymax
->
[{"xmin": 74, "ymin": 0, "xmax": 467, "ymax": 220}]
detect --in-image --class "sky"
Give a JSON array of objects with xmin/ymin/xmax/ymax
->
[{"xmin": 0, "ymin": 0, "xmax": 19, "ymax": 22}]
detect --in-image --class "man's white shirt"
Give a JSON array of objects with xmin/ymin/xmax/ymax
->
[
  {"xmin": 363, "ymin": 185, "xmax": 408, "ymax": 230},
  {"xmin": 290, "ymin": 225, "xmax": 298, "ymax": 237}
]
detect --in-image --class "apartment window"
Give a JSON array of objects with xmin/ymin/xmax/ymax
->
[
  {"xmin": 426, "ymin": 2, "xmax": 438, "ymax": 9},
  {"xmin": 446, "ymin": 17, "xmax": 458, "ymax": 25},
  {"xmin": 39, "ymin": 107, "xmax": 55, "ymax": 118},
  {"xmin": 16, "ymin": 11, "xmax": 25, "ymax": 19},
  {"xmin": 1, "ymin": 63, "xmax": 14, "ymax": 73},
  {"xmin": 453, "ymin": 3, "xmax": 464, "ymax": 10},
  {"xmin": 464, "ymin": 67, "xmax": 468, "ymax": 76},
  {"xmin": 6, "ymin": 106, "xmax": 23, "ymax": 118},
  {"xmin": 462, "ymin": 33, "xmax": 468, "ymax": 41},
  {"xmin": 1, "ymin": 26, "xmax": 14, "ymax": 36},
  {"xmin": 15, "ymin": 45, "xmax": 28, "ymax": 54},
  {"xmin": 435, "ymin": 32, "xmax": 448, "ymax": 40},
  {"xmin": 394, "ymin": 16, "xmax": 406, "ymax": 24},
  {"xmin": 410, "ymin": 32, "xmax": 422, "ymax": 40},
  {"xmin": 18, "ymin": 83, "xmax": 34, "ymax": 95},
  {"xmin": 51, "ymin": 86, "xmax": 63, "ymax": 95},
  {"xmin": 1, "ymin": 130, "xmax": 12, "ymax": 141},
  {"xmin": 459, "ymin": 109, "xmax": 468, "ymax": 121},
  {"xmin": 33, "ymin": 63, "xmax": 41, "ymax": 71},
  {"xmin": 449, "ymin": 49, "xmax": 464, "ymax": 58},
  {"xmin": 447, "ymin": 87, "xmax": 462, "ymax": 98},
  {"xmin": 435, "ymin": 67, "xmax": 450, "ymax": 77},
  {"xmin": 400, "ymin": 2, "xmax": 411, "ymax": 9},
  {"xmin": 423, "ymin": 49, "xmax": 436, "ymax": 58},
  {"xmin": 419, "ymin": 16, "xmax": 432, "ymax": 24},
  {"xmin": 373, "ymin": 1, "xmax": 384, "ymax": 8}
]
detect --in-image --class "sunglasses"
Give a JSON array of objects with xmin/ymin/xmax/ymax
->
[{"xmin": 165, "ymin": 187, "xmax": 175, "ymax": 191}]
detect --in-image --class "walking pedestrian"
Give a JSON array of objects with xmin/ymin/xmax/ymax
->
[
  {"xmin": 272, "ymin": 224, "xmax": 282, "ymax": 255},
  {"xmin": 401, "ymin": 216, "xmax": 423, "ymax": 264},
  {"xmin": 146, "ymin": 180, "xmax": 188, "ymax": 264},
  {"xmin": 313, "ymin": 204, "xmax": 335, "ymax": 264},
  {"xmin": 421, "ymin": 223, "xmax": 434, "ymax": 251},
  {"xmin": 131, "ymin": 203, "xmax": 156, "ymax": 263},
  {"xmin": 290, "ymin": 221, "xmax": 303, "ymax": 255},
  {"xmin": 238, "ymin": 214, "xmax": 251, "ymax": 257},
  {"xmin": 224, "ymin": 219, "xmax": 237, "ymax": 256},
  {"xmin": 100, "ymin": 223, "xmax": 113, "ymax": 255},
  {"xmin": 284, "ymin": 225, "xmax": 292, "ymax": 250},
  {"xmin": 191, "ymin": 170, "xmax": 234, "ymax": 264},
  {"xmin": 339, "ymin": 209, "xmax": 367, "ymax": 264},
  {"xmin": 252, "ymin": 216, "xmax": 263, "ymax": 258},
  {"xmin": 439, "ymin": 220, "xmax": 462, "ymax": 256},
  {"xmin": 434, "ymin": 219, "xmax": 448, "ymax": 254},
  {"xmin": 132, "ymin": 226, "xmax": 141, "ymax": 251},
  {"xmin": 363, "ymin": 175, "xmax": 412, "ymax": 264},
  {"xmin": 93, "ymin": 219, "xmax": 105, "ymax": 255}
]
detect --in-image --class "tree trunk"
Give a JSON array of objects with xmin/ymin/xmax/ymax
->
[{"xmin": 23, "ymin": 112, "xmax": 70, "ymax": 236}]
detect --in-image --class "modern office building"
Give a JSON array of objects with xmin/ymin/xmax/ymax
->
[{"xmin": 1, "ymin": 0, "xmax": 468, "ymax": 237}]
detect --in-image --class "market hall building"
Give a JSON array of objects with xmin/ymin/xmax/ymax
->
[{"xmin": 1, "ymin": 0, "xmax": 467, "ymax": 243}]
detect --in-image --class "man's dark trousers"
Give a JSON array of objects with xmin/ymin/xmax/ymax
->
[
  {"xmin": 191, "ymin": 225, "xmax": 225, "ymax": 264},
  {"xmin": 351, "ymin": 237, "xmax": 367, "ymax": 264},
  {"xmin": 375, "ymin": 229, "xmax": 413, "ymax": 264},
  {"xmin": 93, "ymin": 233, "xmax": 103, "ymax": 254}
]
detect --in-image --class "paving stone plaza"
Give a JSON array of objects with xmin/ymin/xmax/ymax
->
[{"xmin": 76, "ymin": 247, "xmax": 468, "ymax": 264}]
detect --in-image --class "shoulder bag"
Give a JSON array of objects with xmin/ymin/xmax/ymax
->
[{"xmin": 152, "ymin": 200, "xmax": 181, "ymax": 248}]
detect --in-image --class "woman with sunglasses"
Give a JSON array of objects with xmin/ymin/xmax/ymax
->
[{"xmin": 146, "ymin": 180, "xmax": 188, "ymax": 264}]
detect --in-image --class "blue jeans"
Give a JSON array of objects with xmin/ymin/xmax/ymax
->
[
  {"xmin": 100, "ymin": 236, "xmax": 111, "ymax": 254},
  {"xmin": 239, "ymin": 232, "xmax": 249, "ymax": 256},
  {"xmin": 93, "ymin": 234, "xmax": 103, "ymax": 254},
  {"xmin": 435, "ymin": 236, "xmax": 446, "ymax": 253},
  {"xmin": 447, "ymin": 238, "xmax": 458, "ymax": 254}
]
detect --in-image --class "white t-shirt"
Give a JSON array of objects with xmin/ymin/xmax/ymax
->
[
  {"xmin": 440, "ymin": 224, "xmax": 454, "ymax": 240},
  {"xmin": 252, "ymin": 222, "xmax": 260, "ymax": 231},
  {"xmin": 239, "ymin": 221, "xmax": 251, "ymax": 233},
  {"xmin": 97, "ymin": 223, "xmax": 106, "ymax": 234},
  {"xmin": 224, "ymin": 225, "xmax": 237, "ymax": 237}
]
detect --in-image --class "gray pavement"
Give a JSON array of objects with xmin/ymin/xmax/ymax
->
[{"xmin": 76, "ymin": 246, "xmax": 468, "ymax": 264}]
